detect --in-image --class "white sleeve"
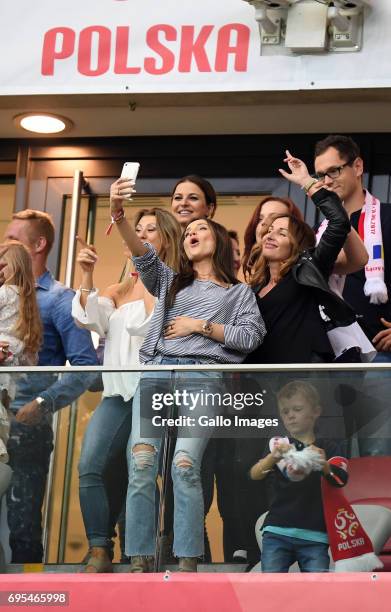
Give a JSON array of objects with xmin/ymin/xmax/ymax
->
[
  {"xmin": 125, "ymin": 300, "xmax": 156, "ymax": 338},
  {"xmin": 71, "ymin": 289, "xmax": 115, "ymax": 337}
]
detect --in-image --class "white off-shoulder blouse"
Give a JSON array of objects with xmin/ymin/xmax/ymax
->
[{"xmin": 72, "ymin": 289, "xmax": 154, "ymax": 401}]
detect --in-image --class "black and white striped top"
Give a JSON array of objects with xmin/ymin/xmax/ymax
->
[{"xmin": 133, "ymin": 244, "xmax": 266, "ymax": 364}]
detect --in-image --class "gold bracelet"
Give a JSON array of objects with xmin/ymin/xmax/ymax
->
[
  {"xmin": 302, "ymin": 178, "xmax": 318, "ymax": 194},
  {"xmin": 79, "ymin": 286, "xmax": 95, "ymax": 293}
]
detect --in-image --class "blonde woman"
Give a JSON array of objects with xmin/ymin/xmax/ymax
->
[{"xmin": 72, "ymin": 207, "xmax": 181, "ymax": 573}]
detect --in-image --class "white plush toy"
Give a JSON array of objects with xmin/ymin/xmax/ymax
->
[{"xmin": 269, "ymin": 437, "xmax": 325, "ymax": 482}]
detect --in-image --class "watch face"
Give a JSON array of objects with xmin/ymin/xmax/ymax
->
[{"xmin": 203, "ymin": 321, "xmax": 212, "ymax": 334}]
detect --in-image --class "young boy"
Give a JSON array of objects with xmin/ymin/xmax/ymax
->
[{"xmin": 250, "ymin": 380, "xmax": 347, "ymax": 573}]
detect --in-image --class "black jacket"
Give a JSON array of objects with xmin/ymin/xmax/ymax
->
[{"xmin": 291, "ymin": 188, "xmax": 357, "ymax": 328}]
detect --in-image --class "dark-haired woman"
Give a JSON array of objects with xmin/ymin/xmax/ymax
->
[
  {"xmin": 170, "ymin": 175, "xmax": 217, "ymax": 230},
  {"xmin": 109, "ymin": 177, "xmax": 265, "ymax": 572}
]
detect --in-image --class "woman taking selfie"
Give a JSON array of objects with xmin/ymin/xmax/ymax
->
[{"xmin": 108, "ymin": 176, "xmax": 265, "ymax": 573}]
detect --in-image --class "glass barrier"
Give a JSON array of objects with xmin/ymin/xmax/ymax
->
[{"xmin": 0, "ymin": 365, "xmax": 390, "ymax": 574}]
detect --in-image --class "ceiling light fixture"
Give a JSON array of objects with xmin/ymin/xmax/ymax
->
[{"xmin": 14, "ymin": 113, "xmax": 73, "ymax": 134}]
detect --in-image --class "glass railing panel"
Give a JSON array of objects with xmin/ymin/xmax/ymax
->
[{"xmin": 1, "ymin": 365, "xmax": 390, "ymax": 573}]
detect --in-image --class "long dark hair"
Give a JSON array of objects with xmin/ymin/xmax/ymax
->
[
  {"xmin": 171, "ymin": 175, "xmax": 217, "ymax": 218},
  {"xmin": 166, "ymin": 219, "xmax": 237, "ymax": 308},
  {"xmin": 243, "ymin": 196, "xmax": 303, "ymax": 279}
]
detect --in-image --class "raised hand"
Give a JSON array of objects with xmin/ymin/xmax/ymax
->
[
  {"xmin": 278, "ymin": 150, "xmax": 313, "ymax": 188},
  {"xmin": 76, "ymin": 236, "xmax": 98, "ymax": 273},
  {"xmin": 110, "ymin": 178, "xmax": 137, "ymax": 214}
]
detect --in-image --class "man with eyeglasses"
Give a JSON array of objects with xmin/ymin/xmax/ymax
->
[{"xmin": 314, "ymin": 134, "xmax": 391, "ymax": 456}]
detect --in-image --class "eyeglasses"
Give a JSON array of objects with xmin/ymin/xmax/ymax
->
[{"xmin": 313, "ymin": 159, "xmax": 355, "ymax": 182}]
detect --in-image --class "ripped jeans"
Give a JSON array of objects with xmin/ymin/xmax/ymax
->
[{"xmin": 125, "ymin": 356, "xmax": 221, "ymax": 558}]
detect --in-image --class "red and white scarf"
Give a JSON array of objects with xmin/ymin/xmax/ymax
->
[
  {"xmin": 358, "ymin": 190, "xmax": 388, "ymax": 304},
  {"xmin": 317, "ymin": 189, "xmax": 388, "ymax": 305},
  {"xmin": 271, "ymin": 440, "xmax": 383, "ymax": 572},
  {"xmin": 321, "ymin": 456, "xmax": 383, "ymax": 572}
]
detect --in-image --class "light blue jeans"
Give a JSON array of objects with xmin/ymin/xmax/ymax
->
[
  {"xmin": 125, "ymin": 356, "xmax": 221, "ymax": 558},
  {"xmin": 78, "ymin": 394, "xmax": 133, "ymax": 548}
]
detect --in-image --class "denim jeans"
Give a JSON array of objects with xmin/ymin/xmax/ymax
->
[
  {"xmin": 78, "ymin": 395, "xmax": 133, "ymax": 548},
  {"xmin": 7, "ymin": 419, "xmax": 53, "ymax": 563},
  {"xmin": 261, "ymin": 532, "xmax": 330, "ymax": 573},
  {"xmin": 125, "ymin": 356, "xmax": 221, "ymax": 558}
]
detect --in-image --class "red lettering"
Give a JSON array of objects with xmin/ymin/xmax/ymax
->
[
  {"xmin": 215, "ymin": 24, "xmax": 249, "ymax": 72},
  {"xmin": 78, "ymin": 26, "xmax": 111, "ymax": 76},
  {"xmin": 41, "ymin": 27, "xmax": 75, "ymax": 76},
  {"xmin": 144, "ymin": 25, "xmax": 176, "ymax": 75},
  {"xmin": 114, "ymin": 27, "xmax": 141, "ymax": 74},
  {"xmin": 178, "ymin": 25, "xmax": 213, "ymax": 73}
]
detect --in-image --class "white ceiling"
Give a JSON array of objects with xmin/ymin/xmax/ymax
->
[{"xmin": 1, "ymin": 90, "xmax": 391, "ymax": 138}]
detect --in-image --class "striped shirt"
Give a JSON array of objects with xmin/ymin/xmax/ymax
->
[{"xmin": 133, "ymin": 244, "xmax": 266, "ymax": 364}]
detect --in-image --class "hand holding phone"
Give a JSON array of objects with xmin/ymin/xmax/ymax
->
[{"xmin": 120, "ymin": 162, "xmax": 140, "ymax": 200}]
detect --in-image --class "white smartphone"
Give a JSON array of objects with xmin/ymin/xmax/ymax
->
[{"xmin": 120, "ymin": 162, "xmax": 140, "ymax": 199}]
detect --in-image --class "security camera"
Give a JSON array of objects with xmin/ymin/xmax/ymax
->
[
  {"xmin": 328, "ymin": 2, "xmax": 350, "ymax": 30},
  {"xmin": 242, "ymin": 0, "xmax": 292, "ymax": 8},
  {"xmin": 337, "ymin": 1, "xmax": 371, "ymax": 6},
  {"xmin": 334, "ymin": 0, "xmax": 372, "ymax": 8}
]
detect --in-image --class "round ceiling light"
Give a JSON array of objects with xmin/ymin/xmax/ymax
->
[{"xmin": 14, "ymin": 113, "xmax": 73, "ymax": 134}]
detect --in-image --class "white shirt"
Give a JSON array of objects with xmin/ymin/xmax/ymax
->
[{"xmin": 72, "ymin": 289, "xmax": 154, "ymax": 400}]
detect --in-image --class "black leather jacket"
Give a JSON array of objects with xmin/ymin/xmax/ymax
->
[{"xmin": 292, "ymin": 188, "xmax": 356, "ymax": 328}]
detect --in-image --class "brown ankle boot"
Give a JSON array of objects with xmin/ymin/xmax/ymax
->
[
  {"xmin": 84, "ymin": 547, "xmax": 113, "ymax": 573},
  {"xmin": 130, "ymin": 555, "xmax": 155, "ymax": 573},
  {"xmin": 178, "ymin": 557, "xmax": 197, "ymax": 572}
]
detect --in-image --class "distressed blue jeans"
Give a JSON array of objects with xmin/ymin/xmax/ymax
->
[{"xmin": 125, "ymin": 357, "xmax": 221, "ymax": 558}]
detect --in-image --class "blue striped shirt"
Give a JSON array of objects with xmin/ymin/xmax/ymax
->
[{"xmin": 133, "ymin": 244, "xmax": 266, "ymax": 364}]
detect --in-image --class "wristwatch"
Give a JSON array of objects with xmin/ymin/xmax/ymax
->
[
  {"xmin": 35, "ymin": 396, "xmax": 48, "ymax": 412},
  {"xmin": 202, "ymin": 320, "xmax": 213, "ymax": 336}
]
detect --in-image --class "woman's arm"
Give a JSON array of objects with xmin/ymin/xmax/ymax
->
[
  {"xmin": 332, "ymin": 227, "xmax": 368, "ymax": 275},
  {"xmin": 109, "ymin": 178, "xmax": 148, "ymax": 257},
  {"xmin": 279, "ymin": 151, "xmax": 351, "ymax": 276},
  {"xmin": 163, "ymin": 287, "xmax": 265, "ymax": 352},
  {"xmin": 310, "ymin": 189, "xmax": 351, "ymax": 277},
  {"xmin": 110, "ymin": 179, "xmax": 174, "ymax": 297},
  {"xmin": 75, "ymin": 236, "xmax": 98, "ymax": 310}
]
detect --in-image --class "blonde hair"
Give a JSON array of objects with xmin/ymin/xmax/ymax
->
[
  {"xmin": 277, "ymin": 380, "xmax": 321, "ymax": 412},
  {"xmin": 134, "ymin": 208, "xmax": 182, "ymax": 270},
  {"xmin": 1, "ymin": 241, "xmax": 42, "ymax": 356},
  {"xmin": 117, "ymin": 208, "xmax": 182, "ymax": 293},
  {"xmin": 12, "ymin": 209, "xmax": 55, "ymax": 254}
]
